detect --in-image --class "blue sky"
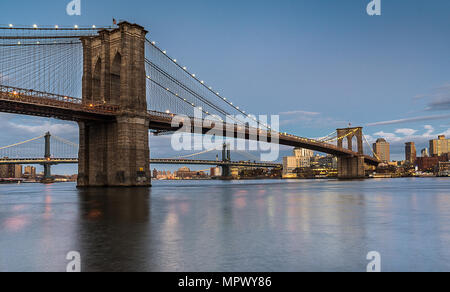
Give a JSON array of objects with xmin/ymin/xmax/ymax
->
[{"xmin": 0, "ymin": 0, "xmax": 449, "ymax": 174}]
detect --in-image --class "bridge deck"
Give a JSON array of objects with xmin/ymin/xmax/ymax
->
[
  {"xmin": 0, "ymin": 158, "xmax": 281, "ymax": 168},
  {"xmin": 0, "ymin": 85, "xmax": 118, "ymax": 121},
  {"xmin": 0, "ymin": 85, "xmax": 379, "ymax": 166}
]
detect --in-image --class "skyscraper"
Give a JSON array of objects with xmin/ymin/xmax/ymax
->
[
  {"xmin": 293, "ymin": 148, "xmax": 314, "ymax": 158},
  {"xmin": 373, "ymin": 138, "xmax": 390, "ymax": 162},
  {"xmin": 405, "ymin": 142, "xmax": 416, "ymax": 164},
  {"xmin": 429, "ymin": 135, "xmax": 449, "ymax": 157},
  {"xmin": 0, "ymin": 164, "xmax": 22, "ymax": 178}
]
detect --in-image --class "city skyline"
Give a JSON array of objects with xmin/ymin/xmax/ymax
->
[
  {"xmin": 0, "ymin": 0, "xmax": 449, "ymax": 174},
  {"xmin": 1, "ymin": 0, "xmax": 450, "ymax": 274}
]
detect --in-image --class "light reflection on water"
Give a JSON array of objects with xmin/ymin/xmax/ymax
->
[{"xmin": 0, "ymin": 178, "xmax": 449, "ymax": 272}]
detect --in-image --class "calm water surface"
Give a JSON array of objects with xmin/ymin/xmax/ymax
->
[{"xmin": 0, "ymin": 178, "xmax": 449, "ymax": 272}]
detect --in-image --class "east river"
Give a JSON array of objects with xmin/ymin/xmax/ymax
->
[{"xmin": 0, "ymin": 178, "xmax": 449, "ymax": 272}]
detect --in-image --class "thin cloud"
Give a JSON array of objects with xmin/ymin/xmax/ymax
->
[
  {"xmin": 366, "ymin": 114, "xmax": 450, "ymax": 127},
  {"xmin": 279, "ymin": 110, "xmax": 320, "ymax": 116},
  {"xmin": 8, "ymin": 121, "xmax": 78, "ymax": 136},
  {"xmin": 426, "ymin": 99, "xmax": 450, "ymax": 111},
  {"xmin": 367, "ymin": 126, "xmax": 450, "ymax": 159},
  {"xmin": 417, "ymin": 82, "xmax": 450, "ymax": 111},
  {"xmin": 395, "ymin": 128, "xmax": 417, "ymax": 136}
]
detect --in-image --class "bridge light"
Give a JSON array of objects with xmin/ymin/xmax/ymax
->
[
  {"xmin": 92, "ymin": 25, "xmax": 96, "ymax": 28},
  {"xmin": 9, "ymin": 24, "xmax": 13, "ymax": 28},
  {"xmin": 74, "ymin": 25, "xmax": 79, "ymax": 29},
  {"xmin": 163, "ymin": 50, "xmax": 167, "ymax": 54},
  {"xmin": 165, "ymin": 110, "xmax": 170, "ymax": 114},
  {"xmin": 17, "ymin": 41, "xmax": 21, "ymax": 45},
  {"xmin": 55, "ymin": 25, "xmax": 59, "ymax": 29},
  {"xmin": 200, "ymin": 80, "xmax": 204, "ymax": 84},
  {"xmin": 192, "ymin": 74, "xmax": 196, "ymax": 77},
  {"xmin": 173, "ymin": 59, "xmax": 177, "ymax": 62},
  {"xmin": 151, "ymin": 41, "xmax": 156, "ymax": 45},
  {"xmin": 183, "ymin": 67, "xmax": 187, "ymax": 70},
  {"xmin": 33, "ymin": 24, "xmax": 38, "ymax": 29}
]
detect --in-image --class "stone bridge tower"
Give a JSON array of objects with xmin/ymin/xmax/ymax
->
[
  {"xmin": 77, "ymin": 22, "xmax": 150, "ymax": 187},
  {"xmin": 336, "ymin": 127, "xmax": 365, "ymax": 179}
]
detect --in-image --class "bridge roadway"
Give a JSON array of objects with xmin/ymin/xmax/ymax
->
[
  {"xmin": 0, "ymin": 158, "xmax": 281, "ymax": 168},
  {"xmin": 0, "ymin": 85, "xmax": 380, "ymax": 166}
]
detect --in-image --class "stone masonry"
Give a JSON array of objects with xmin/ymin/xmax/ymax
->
[
  {"xmin": 77, "ymin": 22, "xmax": 151, "ymax": 187},
  {"xmin": 336, "ymin": 127, "xmax": 365, "ymax": 179}
]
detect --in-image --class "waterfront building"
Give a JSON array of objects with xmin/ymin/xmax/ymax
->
[
  {"xmin": 23, "ymin": 166, "xmax": 36, "ymax": 179},
  {"xmin": 438, "ymin": 162, "xmax": 450, "ymax": 176},
  {"xmin": 175, "ymin": 167, "xmax": 207, "ymax": 179},
  {"xmin": 316, "ymin": 155, "xmax": 337, "ymax": 169},
  {"xmin": 405, "ymin": 142, "xmax": 416, "ymax": 165},
  {"xmin": 294, "ymin": 148, "xmax": 314, "ymax": 158},
  {"xmin": 282, "ymin": 156, "xmax": 298, "ymax": 177},
  {"xmin": 417, "ymin": 157, "xmax": 440, "ymax": 172},
  {"xmin": 0, "ymin": 164, "xmax": 22, "ymax": 178},
  {"xmin": 373, "ymin": 138, "xmax": 390, "ymax": 162},
  {"xmin": 210, "ymin": 167, "xmax": 221, "ymax": 177},
  {"xmin": 282, "ymin": 148, "xmax": 315, "ymax": 177},
  {"xmin": 429, "ymin": 135, "xmax": 449, "ymax": 157}
]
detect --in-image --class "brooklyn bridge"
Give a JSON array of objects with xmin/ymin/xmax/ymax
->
[{"xmin": 0, "ymin": 21, "xmax": 379, "ymax": 187}]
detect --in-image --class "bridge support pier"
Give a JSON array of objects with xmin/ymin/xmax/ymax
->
[
  {"xmin": 337, "ymin": 156, "xmax": 365, "ymax": 179},
  {"xmin": 77, "ymin": 21, "xmax": 150, "ymax": 187},
  {"xmin": 220, "ymin": 143, "xmax": 232, "ymax": 179},
  {"xmin": 41, "ymin": 131, "xmax": 54, "ymax": 184},
  {"xmin": 221, "ymin": 165, "xmax": 231, "ymax": 179},
  {"xmin": 336, "ymin": 127, "xmax": 366, "ymax": 179},
  {"xmin": 77, "ymin": 115, "xmax": 151, "ymax": 187}
]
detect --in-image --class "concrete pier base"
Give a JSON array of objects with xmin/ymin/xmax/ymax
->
[
  {"xmin": 77, "ymin": 115, "xmax": 151, "ymax": 187},
  {"xmin": 337, "ymin": 156, "xmax": 365, "ymax": 179}
]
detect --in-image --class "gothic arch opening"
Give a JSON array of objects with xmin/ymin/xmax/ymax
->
[
  {"xmin": 350, "ymin": 135, "xmax": 359, "ymax": 151},
  {"xmin": 342, "ymin": 138, "xmax": 349, "ymax": 150},
  {"xmin": 110, "ymin": 52, "xmax": 121, "ymax": 104}
]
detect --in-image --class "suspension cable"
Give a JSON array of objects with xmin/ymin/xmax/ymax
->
[
  {"xmin": 0, "ymin": 135, "xmax": 45, "ymax": 150},
  {"xmin": 363, "ymin": 134, "xmax": 381, "ymax": 161},
  {"xmin": 145, "ymin": 38, "xmax": 271, "ymax": 130}
]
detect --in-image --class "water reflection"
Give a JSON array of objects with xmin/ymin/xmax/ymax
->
[
  {"xmin": 76, "ymin": 187, "xmax": 150, "ymax": 272},
  {"xmin": 0, "ymin": 178, "xmax": 450, "ymax": 271}
]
